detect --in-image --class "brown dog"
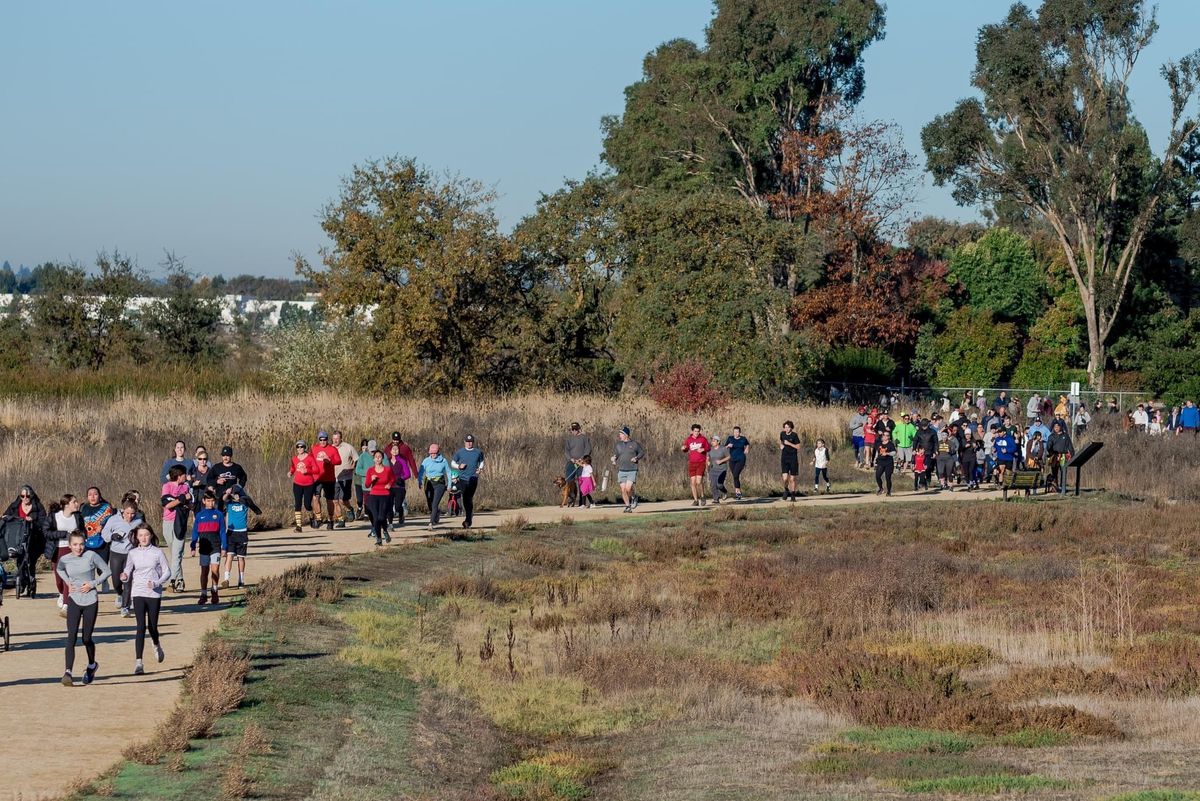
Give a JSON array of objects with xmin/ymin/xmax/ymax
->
[{"xmin": 553, "ymin": 476, "xmax": 578, "ymax": 507}]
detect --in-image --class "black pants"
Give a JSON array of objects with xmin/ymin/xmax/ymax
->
[
  {"xmin": 875, "ymin": 458, "xmax": 894, "ymax": 493},
  {"xmin": 813, "ymin": 467, "xmax": 829, "ymax": 486},
  {"xmin": 424, "ymin": 480, "xmax": 447, "ymax": 525},
  {"xmin": 65, "ymin": 599, "xmax": 98, "ymax": 672},
  {"xmin": 460, "ymin": 476, "xmax": 479, "ymax": 525},
  {"xmin": 292, "ymin": 483, "xmax": 315, "ymax": 512},
  {"xmin": 709, "ymin": 469, "xmax": 727, "ymax": 499},
  {"xmin": 133, "ymin": 596, "xmax": 162, "ymax": 660},
  {"xmin": 729, "ymin": 459, "xmax": 746, "ymax": 490},
  {"xmin": 109, "ymin": 550, "xmax": 130, "ymax": 608},
  {"xmin": 390, "ymin": 481, "xmax": 406, "ymax": 524},
  {"xmin": 354, "ymin": 483, "xmax": 365, "ymax": 510},
  {"xmin": 366, "ymin": 494, "xmax": 390, "ymax": 540},
  {"xmin": 936, "ymin": 454, "xmax": 955, "ymax": 484}
]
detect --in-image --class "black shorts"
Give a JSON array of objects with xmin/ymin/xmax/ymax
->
[
  {"xmin": 197, "ymin": 538, "xmax": 222, "ymax": 556},
  {"xmin": 780, "ymin": 455, "xmax": 799, "ymax": 476},
  {"xmin": 227, "ymin": 541, "xmax": 248, "ymax": 557},
  {"xmin": 318, "ymin": 481, "xmax": 337, "ymax": 500},
  {"xmin": 335, "ymin": 478, "xmax": 353, "ymax": 501}
]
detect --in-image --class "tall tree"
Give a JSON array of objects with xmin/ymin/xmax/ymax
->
[
  {"xmin": 922, "ymin": 0, "xmax": 1200, "ymax": 389},
  {"xmin": 295, "ymin": 157, "xmax": 532, "ymax": 393},
  {"xmin": 141, "ymin": 254, "xmax": 227, "ymax": 365}
]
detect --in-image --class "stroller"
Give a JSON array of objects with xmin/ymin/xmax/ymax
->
[
  {"xmin": 0, "ymin": 516, "xmax": 38, "ymax": 600},
  {"xmin": 0, "ymin": 562, "xmax": 9, "ymax": 651}
]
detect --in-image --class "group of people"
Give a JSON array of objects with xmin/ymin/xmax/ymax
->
[{"xmin": 287, "ymin": 430, "xmax": 486, "ymax": 545}]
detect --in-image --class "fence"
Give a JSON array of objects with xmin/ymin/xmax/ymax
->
[{"xmin": 823, "ymin": 382, "xmax": 1153, "ymax": 413}]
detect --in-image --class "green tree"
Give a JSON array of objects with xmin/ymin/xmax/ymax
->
[
  {"xmin": 912, "ymin": 307, "xmax": 1018, "ymax": 388},
  {"xmin": 602, "ymin": 0, "xmax": 885, "ymax": 206},
  {"xmin": 905, "ymin": 216, "xmax": 986, "ymax": 261},
  {"xmin": 1134, "ymin": 309, "xmax": 1200, "ymax": 404},
  {"xmin": 922, "ymin": 0, "xmax": 1200, "ymax": 390},
  {"xmin": 514, "ymin": 175, "xmax": 623, "ymax": 392},
  {"xmin": 947, "ymin": 228, "xmax": 1044, "ymax": 328},
  {"xmin": 611, "ymin": 191, "xmax": 819, "ymax": 398},
  {"xmin": 295, "ymin": 157, "xmax": 532, "ymax": 392},
  {"xmin": 141, "ymin": 256, "xmax": 227, "ymax": 365}
]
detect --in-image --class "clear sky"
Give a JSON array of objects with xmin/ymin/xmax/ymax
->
[{"xmin": 2, "ymin": 1, "xmax": 1198, "ymax": 279}]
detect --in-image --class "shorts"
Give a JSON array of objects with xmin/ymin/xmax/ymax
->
[
  {"xmin": 780, "ymin": 455, "xmax": 799, "ymax": 476},
  {"xmin": 898, "ymin": 446, "xmax": 913, "ymax": 463},
  {"xmin": 617, "ymin": 469, "xmax": 638, "ymax": 485},
  {"xmin": 687, "ymin": 461, "xmax": 706, "ymax": 478},
  {"xmin": 852, "ymin": 435, "xmax": 865, "ymax": 451},
  {"xmin": 318, "ymin": 481, "xmax": 337, "ymax": 501},
  {"xmin": 335, "ymin": 479, "xmax": 353, "ymax": 501},
  {"xmin": 227, "ymin": 541, "xmax": 248, "ymax": 558},
  {"xmin": 199, "ymin": 552, "xmax": 222, "ymax": 567}
]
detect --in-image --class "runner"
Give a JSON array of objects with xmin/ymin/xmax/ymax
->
[
  {"xmin": 611, "ymin": 426, "xmax": 644, "ymax": 513},
  {"xmin": 363, "ymin": 449, "xmax": 395, "ymax": 545},
  {"xmin": 310, "ymin": 431, "xmax": 342, "ymax": 530},
  {"xmin": 707, "ymin": 434, "xmax": 730, "ymax": 504},
  {"xmin": 190, "ymin": 490, "xmax": 227, "ymax": 605},
  {"xmin": 101, "ymin": 501, "xmax": 141, "ymax": 617},
  {"xmin": 80, "ymin": 487, "xmax": 116, "ymax": 574},
  {"xmin": 418, "ymin": 444, "xmax": 452, "ymax": 530},
  {"xmin": 812, "ymin": 439, "xmax": 831, "ymax": 493},
  {"xmin": 389, "ymin": 432, "xmax": 419, "ymax": 518},
  {"xmin": 893, "ymin": 413, "xmax": 916, "ymax": 472},
  {"xmin": 119, "ymin": 523, "xmax": 170, "ymax": 675},
  {"xmin": 779, "ymin": 420, "xmax": 801, "ymax": 502},
  {"xmin": 450, "ymin": 435, "xmax": 485, "ymax": 529},
  {"xmin": 161, "ymin": 465, "xmax": 192, "ymax": 592},
  {"xmin": 681, "ymin": 424, "xmax": 710, "ymax": 506},
  {"xmin": 389, "ymin": 443, "xmax": 412, "ymax": 528},
  {"xmin": 56, "ymin": 531, "xmax": 111, "ymax": 686},
  {"xmin": 563, "ymin": 422, "xmax": 592, "ymax": 506},
  {"xmin": 723, "ymin": 426, "xmax": 750, "ymax": 500},
  {"xmin": 158, "ymin": 441, "xmax": 194, "ymax": 484},
  {"xmin": 848, "ymin": 406, "xmax": 868, "ymax": 468},
  {"xmin": 48, "ymin": 494, "xmax": 84, "ymax": 616},
  {"xmin": 219, "ymin": 486, "xmax": 261, "ymax": 589},
  {"xmin": 189, "ymin": 453, "xmax": 214, "ymax": 508},
  {"xmin": 875, "ymin": 431, "xmax": 897, "ymax": 496},
  {"xmin": 288, "ymin": 440, "xmax": 319, "ymax": 533},
  {"xmin": 992, "ymin": 426, "xmax": 1018, "ymax": 485},
  {"xmin": 211, "ymin": 446, "xmax": 249, "ymax": 497},
  {"xmin": 331, "ymin": 431, "xmax": 359, "ymax": 527},
  {"xmin": 354, "ymin": 439, "xmax": 373, "ymax": 519}
]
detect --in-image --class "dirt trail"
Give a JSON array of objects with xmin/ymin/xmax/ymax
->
[{"xmin": 0, "ymin": 486, "xmax": 1008, "ymax": 800}]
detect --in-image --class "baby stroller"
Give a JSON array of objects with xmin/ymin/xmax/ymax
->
[
  {"xmin": 447, "ymin": 470, "xmax": 462, "ymax": 518},
  {"xmin": 0, "ymin": 516, "xmax": 37, "ymax": 600}
]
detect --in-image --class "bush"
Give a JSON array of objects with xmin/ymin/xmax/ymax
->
[
  {"xmin": 912, "ymin": 308, "xmax": 1018, "ymax": 387},
  {"xmin": 648, "ymin": 360, "xmax": 730, "ymax": 414},
  {"xmin": 825, "ymin": 346, "xmax": 897, "ymax": 385}
]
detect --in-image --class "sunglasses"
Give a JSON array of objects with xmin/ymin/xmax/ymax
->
[{"xmin": 19, "ymin": 493, "xmax": 30, "ymax": 499}]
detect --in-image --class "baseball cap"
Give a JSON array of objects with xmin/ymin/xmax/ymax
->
[
  {"xmin": 464, "ymin": 434, "xmax": 475, "ymax": 442},
  {"xmin": 317, "ymin": 430, "xmax": 328, "ymax": 440},
  {"xmin": 367, "ymin": 439, "xmax": 378, "ymax": 452},
  {"xmin": 857, "ymin": 405, "xmax": 866, "ymax": 412},
  {"xmin": 220, "ymin": 446, "xmax": 233, "ymax": 457},
  {"xmin": 391, "ymin": 431, "xmax": 401, "ymax": 441},
  {"xmin": 295, "ymin": 440, "xmax": 307, "ymax": 448},
  {"xmin": 619, "ymin": 426, "xmax": 631, "ymax": 436},
  {"xmin": 570, "ymin": 422, "xmax": 581, "ymax": 431}
]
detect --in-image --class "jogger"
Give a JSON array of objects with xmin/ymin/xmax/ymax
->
[{"xmin": 56, "ymin": 532, "xmax": 111, "ymax": 685}]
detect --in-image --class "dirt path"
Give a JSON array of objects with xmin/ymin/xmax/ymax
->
[{"xmin": 0, "ymin": 485, "xmax": 1009, "ymax": 800}]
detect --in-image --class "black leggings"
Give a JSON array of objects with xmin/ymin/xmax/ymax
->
[
  {"xmin": 729, "ymin": 459, "xmax": 746, "ymax": 490},
  {"xmin": 133, "ymin": 596, "xmax": 162, "ymax": 660},
  {"xmin": 292, "ymin": 483, "xmax": 315, "ymax": 512},
  {"xmin": 424, "ymin": 481, "xmax": 446, "ymax": 525},
  {"xmin": 366, "ymin": 494, "xmax": 391, "ymax": 539},
  {"xmin": 390, "ymin": 481, "xmax": 406, "ymax": 524},
  {"xmin": 814, "ymin": 467, "xmax": 829, "ymax": 486},
  {"xmin": 65, "ymin": 599, "xmax": 98, "ymax": 672},
  {"xmin": 109, "ymin": 550, "xmax": 130, "ymax": 608},
  {"xmin": 875, "ymin": 458, "xmax": 894, "ymax": 493},
  {"xmin": 461, "ymin": 476, "xmax": 479, "ymax": 525}
]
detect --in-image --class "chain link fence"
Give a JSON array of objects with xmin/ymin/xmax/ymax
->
[{"xmin": 822, "ymin": 382, "xmax": 1153, "ymax": 413}]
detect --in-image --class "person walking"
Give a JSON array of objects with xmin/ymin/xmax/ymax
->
[
  {"xmin": 707, "ymin": 434, "xmax": 730, "ymax": 504},
  {"xmin": 120, "ymin": 523, "xmax": 169, "ymax": 675},
  {"xmin": 160, "ymin": 466, "xmax": 192, "ymax": 593},
  {"xmin": 80, "ymin": 487, "xmax": 115, "ymax": 579},
  {"xmin": 212, "ymin": 446, "xmax": 249, "ymax": 495},
  {"xmin": 682, "ymin": 424, "xmax": 710, "ymax": 506},
  {"xmin": 56, "ymin": 531, "xmax": 111, "ymax": 686},
  {"xmin": 101, "ymin": 501, "xmax": 141, "ymax": 617},
  {"xmin": 190, "ymin": 490, "xmax": 227, "ymax": 605},
  {"xmin": 812, "ymin": 439, "xmax": 831, "ymax": 493},
  {"xmin": 577, "ymin": 455, "xmax": 596, "ymax": 508},
  {"xmin": 288, "ymin": 440, "xmax": 320, "ymax": 533},
  {"xmin": 1046, "ymin": 420, "xmax": 1074, "ymax": 494},
  {"xmin": 310, "ymin": 431, "xmax": 342, "ymax": 530},
  {"xmin": 418, "ymin": 444, "xmax": 452, "ymax": 530},
  {"xmin": 874, "ymin": 431, "xmax": 897, "ymax": 496},
  {"xmin": 450, "ymin": 435, "xmax": 485, "ymax": 529},
  {"xmin": 723, "ymin": 426, "xmax": 750, "ymax": 500},
  {"xmin": 49, "ymin": 494, "xmax": 84, "ymax": 615},
  {"xmin": 354, "ymin": 439, "xmax": 372, "ymax": 519},
  {"xmin": 848, "ymin": 406, "xmax": 868, "ymax": 468},
  {"xmin": 363, "ymin": 449, "xmax": 395, "ymax": 545},
  {"xmin": 331, "ymin": 431, "xmax": 359, "ymax": 527},
  {"xmin": 611, "ymin": 427, "xmax": 644, "ymax": 513},
  {"xmin": 912, "ymin": 418, "xmax": 938, "ymax": 491},
  {"xmin": 779, "ymin": 420, "xmax": 802, "ymax": 501},
  {"xmin": 5, "ymin": 485, "xmax": 48, "ymax": 602},
  {"xmin": 893, "ymin": 413, "xmax": 916, "ymax": 472},
  {"xmin": 389, "ymin": 432, "xmax": 419, "ymax": 517},
  {"xmin": 563, "ymin": 422, "xmax": 592, "ymax": 505},
  {"xmin": 158, "ymin": 441, "xmax": 195, "ymax": 484},
  {"xmin": 388, "ymin": 443, "xmax": 412, "ymax": 528}
]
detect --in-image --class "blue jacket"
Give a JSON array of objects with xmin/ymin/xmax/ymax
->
[
  {"xmin": 1181, "ymin": 406, "xmax": 1200, "ymax": 429},
  {"xmin": 418, "ymin": 455, "xmax": 452, "ymax": 484},
  {"xmin": 191, "ymin": 508, "xmax": 227, "ymax": 551}
]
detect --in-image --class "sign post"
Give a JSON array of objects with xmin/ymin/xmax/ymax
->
[{"xmin": 1064, "ymin": 441, "xmax": 1104, "ymax": 496}]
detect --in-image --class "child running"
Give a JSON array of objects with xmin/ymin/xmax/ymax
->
[
  {"xmin": 577, "ymin": 455, "xmax": 595, "ymax": 509},
  {"xmin": 220, "ymin": 486, "xmax": 261, "ymax": 589},
  {"xmin": 56, "ymin": 531, "xmax": 111, "ymax": 686},
  {"xmin": 119, "ymin": 523, "xmax": 170, "ymax": 674},
  {"xmin": 190, "ymin": 490, "xmax": 227, "ymax": 605},
  {"xmin": 812, "ymin": 439, "xmax": 831, "ymax": 493}
]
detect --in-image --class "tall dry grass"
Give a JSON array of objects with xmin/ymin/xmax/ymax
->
[{"xmin": 0, "ymin": 391, "xmax": 850, "ymax": 527}]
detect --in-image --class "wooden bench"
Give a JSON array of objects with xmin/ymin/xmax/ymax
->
[{"xmin": 1003, "ymin": 469, "xmax": 1041, "ymax": 500}]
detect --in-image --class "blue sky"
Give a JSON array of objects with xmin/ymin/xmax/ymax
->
[{"xmin": 2, "ymin": 1, "xmax": 1197, "ymax": 279}]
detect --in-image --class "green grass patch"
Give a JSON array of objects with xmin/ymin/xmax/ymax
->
[
  {"xmin": 1102, "ymin": 792, "xmax": 1200, "ymax": 801},
  {"xmin": 803, "ymin": 753, "xmax": 1019, "ymax": 783},
  {"xmin": 840, "ymin": 727, "xmax": 978, "ymax": 754},
  {"xmin": 490, "ymin": 751, "xmax": 604, "ymax": 800},
  {"xmin": 899, "ymin": 774, "xmax": 1070, "ymax": 793},
  {"xmin": 589, "ymin": 536, "xmax": 641, "ymax": 559}
]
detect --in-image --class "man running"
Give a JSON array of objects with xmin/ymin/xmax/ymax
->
[
  {"xmin": 331, "ymin": 430, "xmax": 359, "ymax": 527},
  {"xmin": 848, "ymin": 406, "xmax": 869, "ymax": 468},
  {"xmin": 723, "ymin": 426, "xmax": 750, "ymax": 500},
  {"xmin": 450, "ymin": 435, "xmax": 484, "ymax": 529},
  {"xmin": 893, "ymin": 412, "xmax": 916, "ymax": 472},
  {"xmin": 681, "ymin": 423, "xmax": 710, "ymax": 506},
  {"xmin": 310, "ymin": 431, "xmax": 342, "ymax": 530},
  {"xmin": 211, "ymin": 446, "xmax": 248, "ymax": 498},
  {"xmin": 707, "ymin": 434, "xmax": 731, "ymax": 504},
  {"xmin": 611, "ymin": 426, "xmax": 644, "ymax": 513},
  {"xmin": 779, "ymin": 420, "xmax": 802, "ymax": 501}
]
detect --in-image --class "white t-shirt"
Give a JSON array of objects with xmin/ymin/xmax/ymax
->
[{"xmin": 580, "ymin": 464, "xmax": 594, "ymax": 480}]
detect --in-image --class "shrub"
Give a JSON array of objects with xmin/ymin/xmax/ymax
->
[
  {"xmin": 648, "ymin": 360, "xmax": 730, "ymax": 415},
  {"xmin": 912, "ymin": 307, "xmax": 1018, "ymax": 387}
]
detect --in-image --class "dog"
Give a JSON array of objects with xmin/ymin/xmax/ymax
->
[{"xmin": 553, "ymin": 475, "xmax": 578, "ymax": 507}]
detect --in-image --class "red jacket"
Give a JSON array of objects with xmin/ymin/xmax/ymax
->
[
  {"xmin": 364, "ymin": 465, "xmax": 394, "ymax": 496},
  {"xmin": 290, "ymin": 453, "xmax": 320, "ymax": 487},
  {"xmin": 310, "ymin": 444, "xmax": 342, "ymax": 483}
]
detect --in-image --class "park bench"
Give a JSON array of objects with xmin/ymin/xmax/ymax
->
[{"xmin": 1002, "ymin": 469, "xmax": 1041, "ymax": 500}]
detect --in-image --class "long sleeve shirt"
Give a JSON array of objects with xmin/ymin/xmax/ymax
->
[
  {"xmin": 101, "ymin": 514, "xmax": 142, "ymax": 556},
  {"xmin": 55, "ymin": 551, "xmax": 111, "ymax": 606},
  {"xmin": 191, "ymin": 508, "xmax": 228, "ymax": 551},
  {"xmin": 418, "ymin": 455, "xmax": 452, "ymax": 484},
  {"xmin": 122, "ymin": 545, "xmax": 172, "ymax": 599}
]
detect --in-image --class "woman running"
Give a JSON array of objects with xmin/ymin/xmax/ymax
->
[
  {"xmin": 363, "ymin": 449, "xmax": 395, "ymax": 545},
  {"xmin": 48, "ymin": 494, "xmax": 85, "ymax": 617},
  {"xmin": 101, "ymin": 501, "xmax": 142, "ymax": 617},
  {"xmin": 289, "ymin": 440, "xmax": 319, "ymax": 533},
  {"xmin": 56, "ymin": 531, "xmax": 111, "ymax": 686},
  {"xmin": 120, "ymin": 523, "xmax": 170, "ymax": 674}
]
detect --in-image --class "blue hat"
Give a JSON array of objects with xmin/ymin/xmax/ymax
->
[
  {"xmin": 619, "ymin": 426, "xmax": 631, "ymax": 436},
  {"xmin": 317, "ymin": 430, "xmax": 329, "ymax": 439}
]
